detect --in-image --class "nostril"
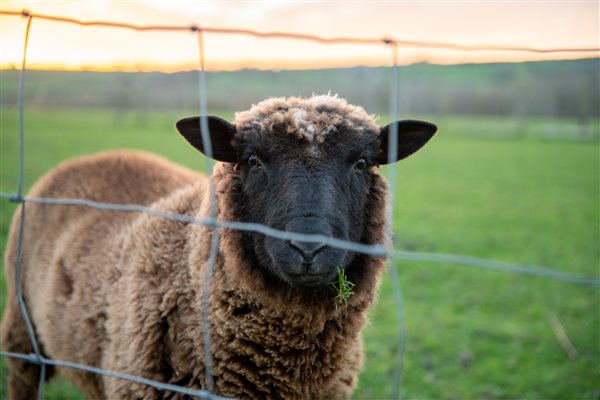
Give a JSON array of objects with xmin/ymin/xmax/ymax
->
[{"xmin": 289, "ymin": 240, "xmax": 326, "ymax": 262}]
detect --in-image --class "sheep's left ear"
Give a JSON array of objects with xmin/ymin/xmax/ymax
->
[
  {"xmin": 377, "ymin": 120, "xmax": 437, "ymax": 164},
  {"xmin": 175, "ymin": 116, "xmax": 237, "ymax": 163}
]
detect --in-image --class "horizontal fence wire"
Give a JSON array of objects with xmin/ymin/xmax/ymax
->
[
  {"xmin": 1, "ymin": 7, "xmax": 599, "ymax": 400},
  {"xmin": 2, "ymin": 192, "xmax": 598, "ymax": 287},
  {"xmin": 0, "ymin": 351, "xmax": 229, "ymax": 400},
  {"xmin": 2, "ymin": 9, "xmax": 600, "ymax": 52}
]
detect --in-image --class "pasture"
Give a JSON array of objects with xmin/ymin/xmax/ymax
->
[{"xmin": 0, "ymin": 107, "xmax": 598, "ymax": 399}]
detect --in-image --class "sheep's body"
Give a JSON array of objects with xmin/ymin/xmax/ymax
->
[
  {"xmin": 2, "ymin": 95, "xmax": 435, "ymax": 399},
  {"xmin": 2, "ymin": 151, "xmax": 203, "ymax": 398},
  {"xmin": 2, "ymin": 150, "xmax": 378, "ymax": 399}
]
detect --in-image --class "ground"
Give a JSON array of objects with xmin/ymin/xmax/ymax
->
[{"xmin": 0, "ymin": 108, "xmax": 598, "ymax": 399}]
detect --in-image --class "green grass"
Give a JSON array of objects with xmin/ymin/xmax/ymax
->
[
  {"xmin": 0, "ymin": 108, "xmax": 598, "ymax": 399},
  {"xmin": 331, "ymin": 268, "xmax": 356, "ymax": 310}
]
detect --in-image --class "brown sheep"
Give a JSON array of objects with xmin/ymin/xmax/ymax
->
[{"xmin": 1, "ymin": 95, "xmax": 436, "ymax": 399}]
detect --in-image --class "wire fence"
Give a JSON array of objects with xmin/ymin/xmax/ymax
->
[{"xmin": 0, "ymin": 8, "xmax": 599, "ymax": 400}]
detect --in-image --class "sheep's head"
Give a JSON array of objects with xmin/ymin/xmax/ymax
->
[{"xmin": 176, "ymin": 95, "xmax": 436, "ymax": 289}]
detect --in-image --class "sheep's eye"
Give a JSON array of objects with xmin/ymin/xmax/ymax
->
[
  {"xmin": 354, "ymin": 158, "xmax": 367, "ymax": 171},
  {"xmin": 248, "ymin": 154, "xmax": 262, "ymax": 169}
]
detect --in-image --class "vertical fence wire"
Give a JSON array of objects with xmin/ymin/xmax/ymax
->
[
  {"xmin": 13, "ymin": 12, "xmax": 48, "ymax": 400},
  {"xmin": 196, "ymin": 27, "xmax": 219, "ymax": 392},
  {"xmin": 389, "ymin": 259, "xmax": 407, "ymax": 400},
  {"xmin": 16, "ymin": 12, "xmax": 32, "ymax": 199},
  {"xmin": 385, "ymin": 41, "xmax": 407, "ymax": 400}
]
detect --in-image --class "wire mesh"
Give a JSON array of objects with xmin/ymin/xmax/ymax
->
[{"xmin": 0, "ymin": 8, "xmax": 599, "ymax": 400}]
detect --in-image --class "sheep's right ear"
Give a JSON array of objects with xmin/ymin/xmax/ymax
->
[
  {"xmin": 175, "ymin": 116, "xmax": 237, "ymax": 163},
  {"xmin": 377, "ymin": 120, "xmax": 437, "ymax": 164}
]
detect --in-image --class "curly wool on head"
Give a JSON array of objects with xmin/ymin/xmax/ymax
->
[{"xmin": 235, "ymin": 94, "xmax": 380, "ymax": 143}]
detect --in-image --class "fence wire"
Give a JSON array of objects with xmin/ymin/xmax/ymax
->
[
  {"xmin": 11, "ymin": 12, "xmax": 49, "ymax": 400},
  {"xmin": 3, "ymin": 193, "xmax": 598, "ymax": 287},
  {"xmin": 0, "ymin": 351, "xmax": 229, "ymax": 400},
  {"xmin": 196, "ymin": 27, "xmax": 219, "ymax": 393},
  {"xmin": 2, "ymin": 9, "xmax": 600, "ymax": 52},
  {"xmin": 385, "ymin": 42, "xmax": 408, "ymax": 396},
  {"xmin": 1, "ymin": 8, "xmax": 599, "ymax": 400}
]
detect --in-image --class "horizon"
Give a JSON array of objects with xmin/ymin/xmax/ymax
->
[{"xmin": 1, "ymin": 57, "xmax": 598, "ymax": 75}]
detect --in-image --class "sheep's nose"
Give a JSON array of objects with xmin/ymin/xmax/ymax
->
[{"xmin": 289, "ymin": 240, "xmax": 326, "ymax": 263}]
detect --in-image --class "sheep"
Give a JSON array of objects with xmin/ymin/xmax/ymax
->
[{"xmin": 1, "ymin": 94, "xmax": 436, "ymax": 399}]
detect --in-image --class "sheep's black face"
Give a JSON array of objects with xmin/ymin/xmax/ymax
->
[
  {"xmin": 176, "ymin": 100, "xmax": 436, "ymax": 289},
  {"xmin": 233, "ymin": 129, "xmax": 380, "ymax": 288}
]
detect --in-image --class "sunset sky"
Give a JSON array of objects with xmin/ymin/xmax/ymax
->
[{"xmin": 1, "ymin": 1, "xmax": 598, "ymax": 72}]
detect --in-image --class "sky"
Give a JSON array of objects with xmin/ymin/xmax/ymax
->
[{"xmin": 0, "ymin": 1, "xmax": 598, "ymax": 71}]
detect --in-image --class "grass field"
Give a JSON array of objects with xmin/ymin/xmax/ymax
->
[{"xmin": 0, "ymin": 107, "xmax": 598, "ymax": 399}]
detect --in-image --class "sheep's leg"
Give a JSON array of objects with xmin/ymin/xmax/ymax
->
[{"xmin": 0, "ymin": 294, "xmax": 52, "ymax": 400}]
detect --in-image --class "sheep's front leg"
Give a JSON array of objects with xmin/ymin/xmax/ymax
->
[
  {"xmin": 102, "ymin": 311, "xmax": 171, "ymax": 399},
  {"xmin": 102, "ymin": 276, "xmax": 178, "ymax": 399}
]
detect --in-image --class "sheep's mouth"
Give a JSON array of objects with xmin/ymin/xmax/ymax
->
[{"xmin": 284, "ymin": 267, "xmax": 338, "ymax": 289}]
